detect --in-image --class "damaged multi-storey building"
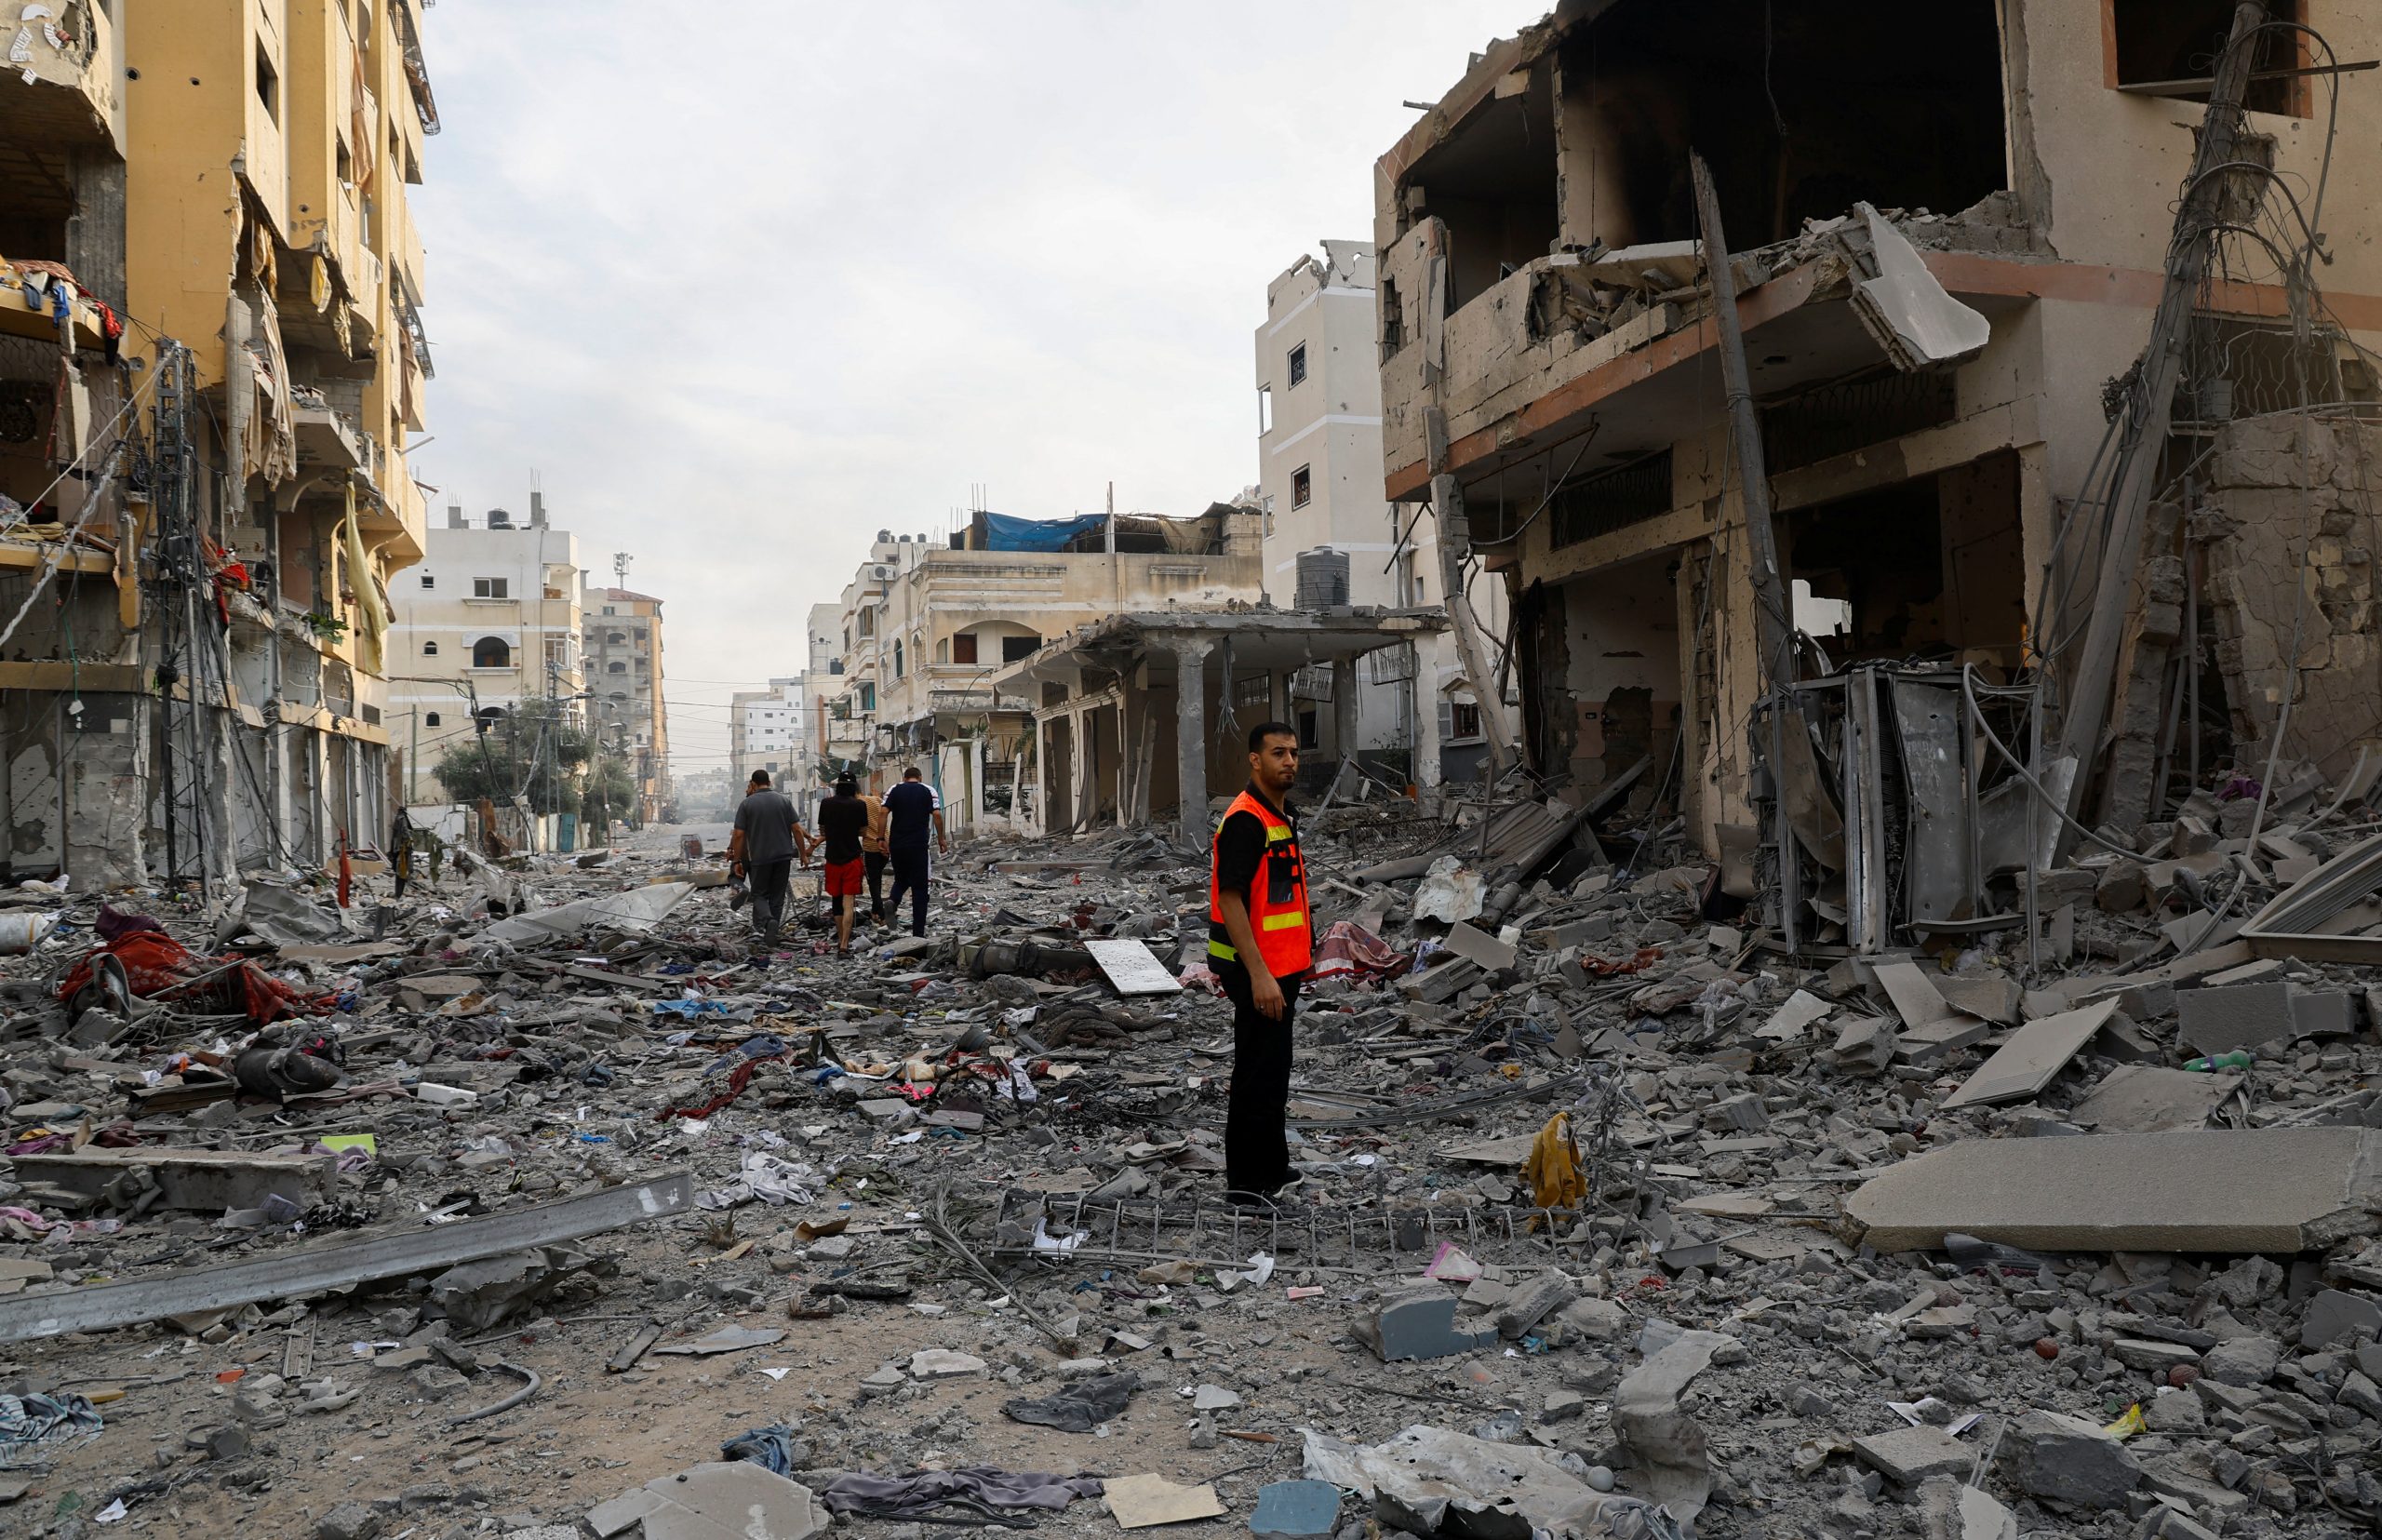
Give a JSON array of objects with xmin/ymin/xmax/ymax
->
[
  {"xmin": 1380, "ymin": 0, "xmax": 2382, "ymax": 947},
  {"xmin": 1, "ymin": 1, "xmax": 438, "ymax": 887}
]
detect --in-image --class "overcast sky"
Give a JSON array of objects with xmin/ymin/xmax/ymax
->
[{"xmin": 407, "ymin": 1, "xmax": 1535, "ymax": 777}]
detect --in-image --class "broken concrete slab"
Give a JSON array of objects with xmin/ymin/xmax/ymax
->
[
  {"xmin": 0, "ymin": 1172, "xmax": 696, "ymax": 1343},
  {"xmin": 587, "ymin": 1461, "xmax": 826, "ymax": 1540},
  {"xmin": 1939, "ymin": 998, "xmax": 2121, "ymax": 1110},
  {"xmin": 8, "ymin": 1147, "xmax": 338, "ymax": 1213},
  {"xmin": 2000, "ymin": 1411, "xmax": 2141, "ymax": 1508},
  {"xmin": 1933, "ymin": 974, "xmax": 2022, "ymax": 1026},
  {"xmin": 1759, "ymin": 988, "xmax": 1833, "ymax": 1040},
  {"xmin": 2177, "ymin": 981, "xmax": 2303, "ymax": 1057},
  {"xmin": 2069, "ymin": 1064, "xmax": 2241, "ymax": 1133},
  {"xmin": 2300, "ymin": 1287, "xmax": 2382, "ymax": 1348},
  {"xmin": 1842, "ymin": 1129, "xmax": 2382, "ymax": 1253},
  {"xmin": 1852, "ymin": 1424, "xmax": 1972, "ymax": 1486},
  {"xmin": 1439, "ymin": 921, "xmax": 1517, "ymax": 972},
  {"xmin": 1354, "ymin": 1290, "xmax": 1497, "ymax": 1361},
  {"xmin": 906, "ymin": 1348, "xmax": 985, "ymax": 1379},
  {"xmin": 1613, "ymin": 1329, "xmax": 1732, "ymax": 1527},
  {"xmin": 1872, "ymin": 957, "xmax": 1958, "ymax": 1029}
]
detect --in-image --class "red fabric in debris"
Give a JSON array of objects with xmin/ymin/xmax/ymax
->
[
  {"xmin": 54, "ymin": 931, "xmax": 336, "ymax": 1024},
  {"xmin": 655, "ymin": 1052, "xmax": 787, "ymax": 1121}
]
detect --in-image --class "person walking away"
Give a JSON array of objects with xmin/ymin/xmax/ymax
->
[
  {"xmin": 881, "ymin": 765, "xmax": 947, "ymax": 938},
  {"xmin": 861, "ymin": 786, "xmax": 890, "ymax": 924},
  {"xmin": 1207, "ymin": 722, "xmax": 1312, "ymax": 1208},
  {"xmin": 815, "ymin": 773, "xmax": 871, "ymax": 957},
  {"xmin": 728, "ymin": 770, "xmax": 810, "ymax": 944}
]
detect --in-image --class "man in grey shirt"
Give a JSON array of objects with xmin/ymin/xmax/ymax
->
[{"xmin": 729, "ymin": 770, "xmax": 810, "ymax": 943}]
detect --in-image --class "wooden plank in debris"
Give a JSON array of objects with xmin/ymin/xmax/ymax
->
[{"xmin": 1082, "ymin": 938, "xmax": 1181, "ymax": 996}]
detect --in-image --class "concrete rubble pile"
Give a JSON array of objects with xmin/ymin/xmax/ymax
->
[{"xmin": 0, "ymin": 774, "xmax": 2375, "ymax": 1540}]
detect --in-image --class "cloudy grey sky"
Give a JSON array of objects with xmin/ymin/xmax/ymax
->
[{"xmin": 408, "ymin": 1, "xmax": 1534, "ymax": 776}]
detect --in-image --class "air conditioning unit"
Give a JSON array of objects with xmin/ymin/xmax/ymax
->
[{"xmin": 867, "ymin": 566, "xmax": 895, "ymax": 582}]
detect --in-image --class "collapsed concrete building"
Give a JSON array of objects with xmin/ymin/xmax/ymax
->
[{"xmin": 1374, "ymin": 0, "xmax": 2382, "ymax": 948}]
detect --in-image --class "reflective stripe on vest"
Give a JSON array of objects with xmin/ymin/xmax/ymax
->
[{"xmin": 1207, "ymin": 787, "xmax": 1312, "ymax": 976}]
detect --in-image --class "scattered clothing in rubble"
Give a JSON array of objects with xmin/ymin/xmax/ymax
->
[
  {"xmin": 1001, "ymin": 1372, "xmax": 1140, "ymax": 1432},
  {"xmin": 0, "ymin": 1392, "xmax": 102, "ymax": 1464},
  {"xmin": 808, "ymin": 1467, "xmax": 1105, "ymax": 1521}
]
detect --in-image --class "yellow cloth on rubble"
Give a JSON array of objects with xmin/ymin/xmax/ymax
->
[{"xmin": 1521, "ymin": 1111, "xmax": 1585, "ymax": 1214}]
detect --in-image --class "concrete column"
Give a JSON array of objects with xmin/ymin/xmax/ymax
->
[
  {"xmin": 1332, "ymin": 657, "xmax": 1358, "ymax": 764},
  {"xmin": 1115, "ymin": 700, "xmax": 1131, "ymax": 829},
  {"xmin": 1268, "ymin": 668, "xmax": 1291, "ymax": 724},
  {"xmin": 1414, "ymin": 664, "xmax": 1444, "ymax": 798},
  {"xmin": 1171, "ymin": 635, "xmax": 1213, "ymax": 850}
]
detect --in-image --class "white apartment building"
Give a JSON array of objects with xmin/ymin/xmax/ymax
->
[
  {"xmin": 1256, "ymin": 241, "xmax": 1508, "ymax": 782},
  {"xmin": 389, "ymin": 495, "xmax": 584, "ymax": 802},
  {"xmin": 731, "ymin": 677, "xmax": 808, "ymax": 787}
]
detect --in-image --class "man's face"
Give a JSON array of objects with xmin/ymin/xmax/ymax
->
[{"xmin": 1250, "ymin": 733, "xmax": 1299, "ymax": 797}]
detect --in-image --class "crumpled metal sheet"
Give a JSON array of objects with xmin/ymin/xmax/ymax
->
[
  {"xmin": 480, "ymin": 881, "xmax": 694, "ymax": 944},
  {"xmin": 1301, "ymin": 1424, "xmax": 1646, "ymax": 1539}
]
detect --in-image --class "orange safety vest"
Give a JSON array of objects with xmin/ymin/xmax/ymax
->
[{"xmin": 1208, "ymin": 786, "xmax": 1312, "ymax": 976}]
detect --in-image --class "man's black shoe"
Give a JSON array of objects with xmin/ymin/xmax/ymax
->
[{"xmin": 1224, "ymin": 1189, "xmax": 1280, "ymax": 1213}]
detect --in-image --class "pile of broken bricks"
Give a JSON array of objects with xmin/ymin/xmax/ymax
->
[{"xmin": 0, "ymin": 769, "xmax": 2372, "ymax": 1539}]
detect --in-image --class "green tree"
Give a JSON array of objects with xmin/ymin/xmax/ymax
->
[{"xmin": 582, "ymin": 752, "xmax": 636, "ymax": 833}]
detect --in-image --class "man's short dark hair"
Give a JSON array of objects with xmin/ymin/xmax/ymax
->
[
  {"xmin": 903, "ymin": 766, "xmax": 923, "ymax": 781},
  {"xmin": 1249, "ymin": 721, "xmax": 1298, "ymax": 754},
  {"xmin": 749, "ymin": 770, "xmax": 770, "ymax": 787},
  {"xmin": 835, "ymin": 774, "xmax": 858, "ymax": 795}
]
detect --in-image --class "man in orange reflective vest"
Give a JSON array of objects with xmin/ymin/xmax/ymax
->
[{"xmin": 1209, "ymin": 720, "xmax": 1313, "ymax": 1208}]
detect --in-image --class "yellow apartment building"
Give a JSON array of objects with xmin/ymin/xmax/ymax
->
[{"xmin": 0, "ymin": 0, "xmax": 437, "ymax": 885}]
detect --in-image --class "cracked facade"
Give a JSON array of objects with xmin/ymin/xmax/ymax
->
[{"xmin": 1374, "ymin": 0, "xmax": 2382, "ymax": 856}]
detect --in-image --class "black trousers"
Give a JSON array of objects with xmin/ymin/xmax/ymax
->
[
  {"xmin": 1218, "ymin": 963, "xmax": 1303, "ymax": 1198},
  {"xmin": 886, "ymin": 846, "xmax": 930, "ymax": 936},
  {"xmin": 864, "ymin": 851, "xmax": 889, "ymax": 914},
  {"xmin": 750, "ymin": 858, "xmax": 793, "ymax": 939}
]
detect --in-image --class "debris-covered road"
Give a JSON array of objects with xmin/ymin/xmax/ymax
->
[{"xmin": 0, "ymin": 797, "xmax": 2377, "ymax": 1540}]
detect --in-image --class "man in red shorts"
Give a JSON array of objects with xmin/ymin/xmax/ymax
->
[{"xmin": 814, "ymin": 773, "xmax": 871, "ymax": 957}]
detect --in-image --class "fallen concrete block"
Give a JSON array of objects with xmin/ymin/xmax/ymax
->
[
  {"xmin": 1613, "ymin": 1329, "xmax": 1732, "ymax": 1530},
  {"xmin": 1354, "ymin": 1290, "xmax": 1497, "ymax": 1361},
  {"xmin": 1842, "ymin": 1129, "xmax": 2382, "ymax": 1253},
  {"xmin": 2176, "ymin": 982, "xmax": 2299, "ymax": 1057},
  {"xmin": 7, "ymin": 1147, "xmax": 337, "ymax": 1214},
  {"xmin": 1440, "ymin": 920, "xmax": 1518, "ymax": 972},
  {"xmin": 1934, "ymin": 974, "xmax": 2022, "ymax": 1026},
  {"xmin": 1852, "ymin": 1425, "xmax": 1971, "ymax": 1485},
  {"xmin": 1494, "ymin": 1271, "xmax": 1576, "ymax": 1339},
  {"xmin": 2070, "ymin": 1065, "xmax": 2241, "ymax": 1133},
  {"xmin": 2293, "ymin": 989, "xmax": 2359, "ymax": 1038},
  {"xmin": 2300, "ymin": 1288, "xmax": 2382, "ymax": 1349},
  {"xmin": 1939, "ymin": 999, "xmax": 2121, "ymax": 1110},
  {"xmin": 428, "ymin": 1246, "xmax": 589, "ymax": 1333},
  {"xmin": 2001, "ymin": 1410, "xmax": 2141, "ymax": 1509},
  {"xmin": 1552, "ymin": 1295, "xmax": 1631, "ymax": 1341}
]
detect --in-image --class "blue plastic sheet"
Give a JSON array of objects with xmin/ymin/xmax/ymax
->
[{"xmin": 979, "ymin": 512, "xmax": 1105, "ymax": 552}]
